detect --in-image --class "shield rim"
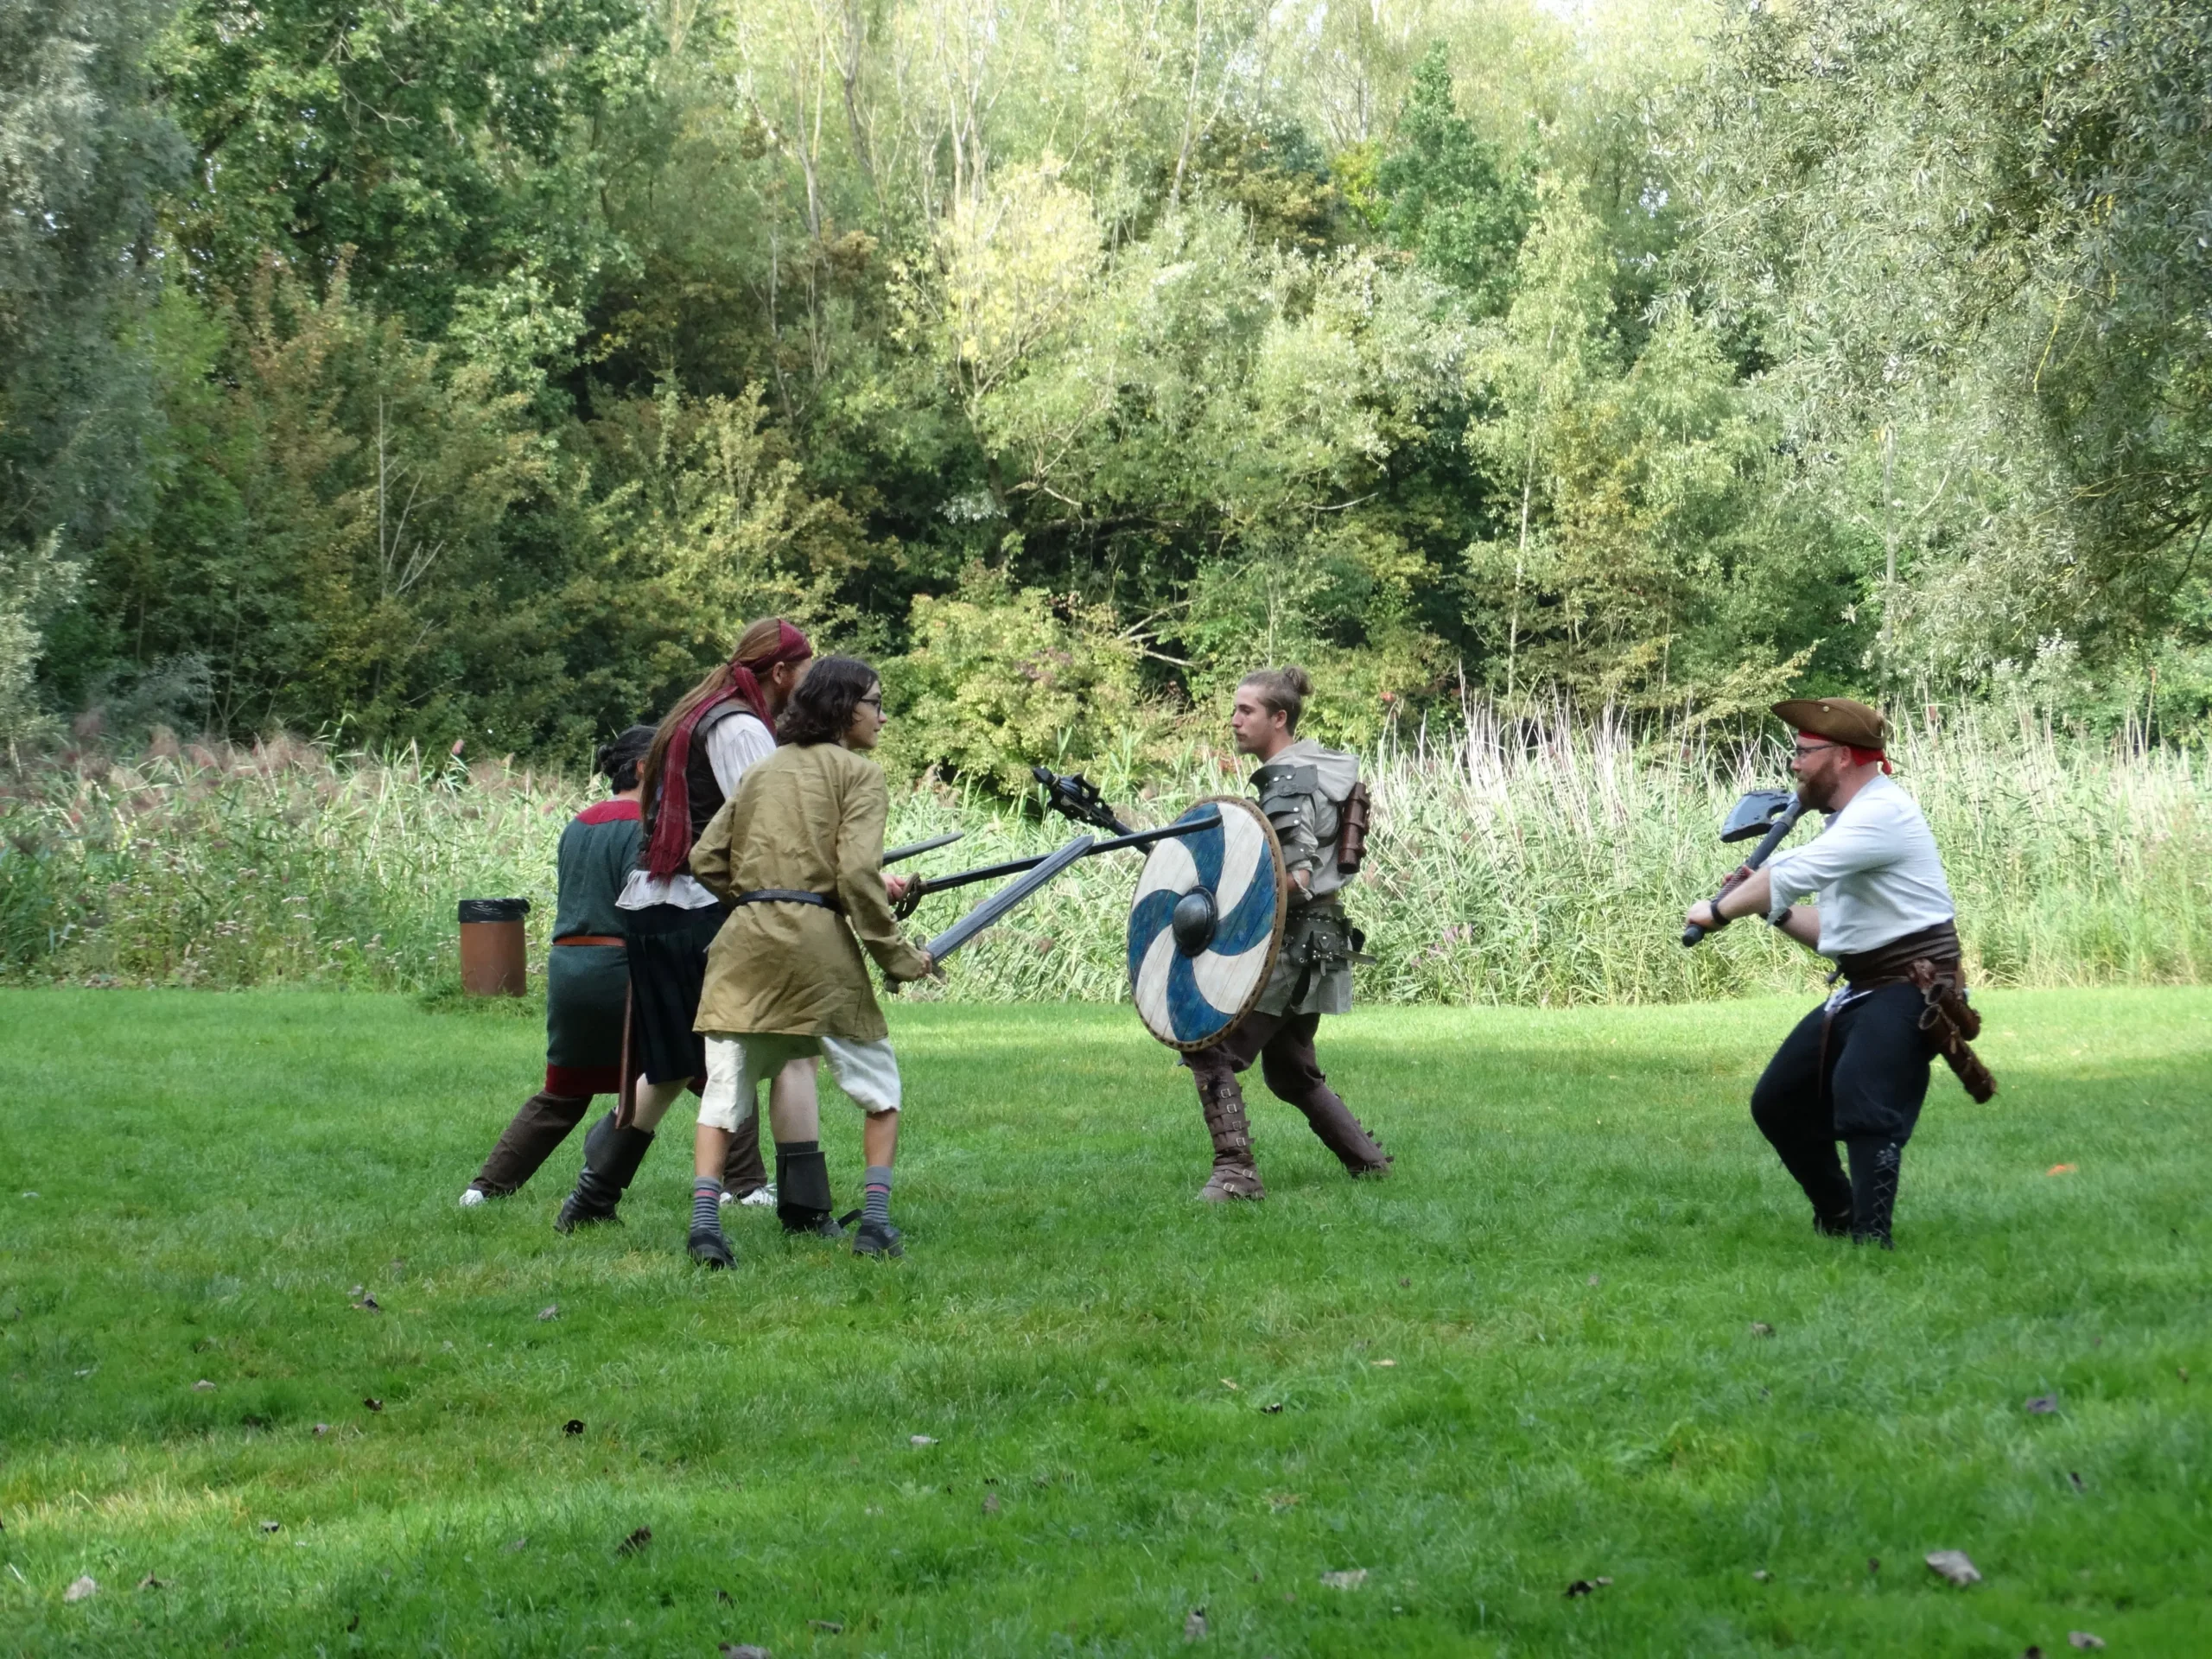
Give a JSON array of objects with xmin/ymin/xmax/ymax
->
[{"xmin": 1128, "ymin": 794, "xmax": 1287, "ymax": 1052}]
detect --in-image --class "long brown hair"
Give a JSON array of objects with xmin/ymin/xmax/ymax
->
[{"xmin": 638, "ymin": 618, "xmax": 796, "ymax": 814}]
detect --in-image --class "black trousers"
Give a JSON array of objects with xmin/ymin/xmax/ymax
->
[{"xmin": 1751, "ymin": 982, "xmax": 1933, "ymax": 1224}]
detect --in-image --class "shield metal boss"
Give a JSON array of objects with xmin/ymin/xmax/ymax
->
[{"xmin": 1127, "ymin": 796, "xmax": 1286, "ymax": 1051}]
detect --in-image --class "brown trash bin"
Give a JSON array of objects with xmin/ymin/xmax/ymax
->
[{"xmin": 458, "ymin": 898, "xmax": 531, "ymax": 996}]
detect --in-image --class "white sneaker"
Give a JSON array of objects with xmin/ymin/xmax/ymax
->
[
  {"xmin": 736, "ymin": 1184, "xmax": 778, "ymax": 1209},
  {"xmin": 459, "ymin": 1188, "xmax": 487, "ymax": 1208}
]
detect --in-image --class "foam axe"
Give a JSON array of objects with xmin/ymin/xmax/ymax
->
[{"xmin": 1681, "ymin": 789, "xmax": 1807, "ymax": 947}]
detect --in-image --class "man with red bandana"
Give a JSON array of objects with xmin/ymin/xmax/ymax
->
[{"xmin": 1683, "ymin": 697, "xmax": 1967, "ymax": 1249}]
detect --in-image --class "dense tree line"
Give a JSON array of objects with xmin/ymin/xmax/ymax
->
[{"xmin": 4, "ymin": 0, "xmax": 2208, "ymax": 778}]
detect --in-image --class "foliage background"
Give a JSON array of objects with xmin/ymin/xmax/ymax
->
[{"xmin": 7, "ymin": 0, "xmax": 2212, "ymax": 780}]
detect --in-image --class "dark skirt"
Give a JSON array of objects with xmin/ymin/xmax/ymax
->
[{"xmin": 623, "ymin": 901, "xmax": 728, "ymax": 1086}]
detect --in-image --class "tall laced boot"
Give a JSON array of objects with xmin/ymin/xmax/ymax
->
[
  {"xmin": 774, "ymin": 1141, "xmax": 842, "ymax": 1238},
  {"xmin": 1194, "ymin": 1068, "xmax": 1265, "ymax": 1202},
  {"xmin": 1284, "ymin": 1082, "xmax": 1392, "ymax": 1177},
  {"xmin": 1847, "ymin": 1137, "xmax": 1903, "ymax": 1249},
  {"xmin": 1771, "ymin": 1135, "xmax": 1853, "ymax": 1237},
  {"xmin": 554, "ymin": 1111, "xmax": 656, "ymax": 1233}
]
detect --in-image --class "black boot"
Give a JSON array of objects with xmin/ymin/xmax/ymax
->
[
  {"xmin": 774, "ymin": 1141, "xmax": 842, "ymax": 1237},
  {"xmin": 554, "ymin": 1113, "xmax": 656, "ymax": 1233},
  {"xmin": 1770, "ymin": 1135, "xmax": 1853, "ymax": 1237},
  {"xmin": 1847, "ymin": 1137, "xmax": 1903, "ymax": 1249}
]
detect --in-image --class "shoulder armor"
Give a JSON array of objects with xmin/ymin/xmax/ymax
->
[{"xmin": 1250, "ymin": 762, "xmax": 1319, "ymax": 817}]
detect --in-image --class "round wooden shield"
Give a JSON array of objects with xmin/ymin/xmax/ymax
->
[{"xmin": 1126, "ymin": 797, "xmax": 1286, "ymax": 1051}]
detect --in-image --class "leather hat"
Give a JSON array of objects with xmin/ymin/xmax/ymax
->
[{"xmin": 1771, "ymin": 696, "xmax": 1888, "ymax": 748}]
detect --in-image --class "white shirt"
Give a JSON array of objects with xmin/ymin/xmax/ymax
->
[
  {"xmin": 616, "ymin": 711, "xmax": 775, "ymax": 911},
  {"xmin": 1764, "ymin": 773, "xmax": 1955, "ymax": 957}
]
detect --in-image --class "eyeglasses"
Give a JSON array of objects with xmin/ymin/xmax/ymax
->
[
  {"xmin": 858, "ymin": 695, "xmax": 883, "ymax": 713},
  {"xmin": 1792, "ymin": 740, "xmax": 1843, "ymax": 758}
]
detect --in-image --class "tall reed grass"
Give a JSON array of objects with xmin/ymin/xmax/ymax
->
[{"xmin": 3, "ymin": 709, "xmax": 2204, "ymax": 1005}]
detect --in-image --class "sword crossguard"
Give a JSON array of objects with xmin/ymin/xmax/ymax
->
[{"xmin": 1032, "ymin": 766, "xmax": 1136, "ymax": 837}]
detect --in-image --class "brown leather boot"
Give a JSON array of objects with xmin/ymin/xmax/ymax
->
[
  {"xmin": 1194, "ymin": 1068, "xmax": 1265, "ymax": 1201},
  {"xmin": 1287, "ymin": 1084, "xmax": 1392, "ymax": 1177}
]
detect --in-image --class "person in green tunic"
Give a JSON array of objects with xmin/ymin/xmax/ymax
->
[
  {"xmin": 1184, "ymin": 666, "xmax": 1391, "ymax": 1201},
  {"xmin": 683, "ymin": 656, "xmax": 935, "ymax": 1263},
  {"xmin": 460, "ymin": 727, "xmax": 655, "ymax": 1204}
]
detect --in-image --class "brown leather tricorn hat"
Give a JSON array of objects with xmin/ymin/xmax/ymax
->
[{"xmin": 1772, "ymin": 696, "xmax": 1889, "ymax": 748}]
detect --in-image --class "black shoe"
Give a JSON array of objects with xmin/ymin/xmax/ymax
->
[
  {"xmin": 1813, "ymin": 1210, "xmax": 1852, "ymax": 1238},
  {"xmin": 852, "ymin": 1218, "xmax": 903, "ymax": 1258},
  {"xmin": 688, "ymin": 1226, "xmax": 734, "ymax": 1269},
  {"xmin": 780, "ymin": 1209, "xmax": 844, "ymax": 1240}
]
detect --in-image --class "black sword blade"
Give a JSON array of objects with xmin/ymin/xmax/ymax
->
[
  {"xmin": 883, "ymin": 830, "xmax": 963, "ymax": 866},
  {"xmin": 924, "ymin": 835, "xmax": 1094, "ymax": 965}
]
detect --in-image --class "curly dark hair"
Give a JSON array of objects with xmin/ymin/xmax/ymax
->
[
  {"xmin": 775, "ymin": 656, "xmax": 880, "ymax": 746},
  {"xmin": 596, "ymin": 724, "xmax": 657, "ymax": 792}
]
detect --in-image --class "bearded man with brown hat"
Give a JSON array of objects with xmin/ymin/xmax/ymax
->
[{"xmin": 1682, "ymin": 696, "xmax": 1977, "ymax": 1249}]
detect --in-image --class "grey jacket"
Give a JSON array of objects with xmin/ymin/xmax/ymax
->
[{"xmin": 1249, "ymin": 737, "xmax": 1360, "ymax": 902}]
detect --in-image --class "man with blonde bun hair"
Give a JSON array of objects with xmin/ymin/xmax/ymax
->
[
  {"xmin": 1180, "ymin": 665, "xmax": 1391, "ymax": 1201},
  {"xmin": 1683, "ymin": 696, "xmax": 1980, "ymax": 1249}
]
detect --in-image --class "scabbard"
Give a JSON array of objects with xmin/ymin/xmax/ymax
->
[{"xmin": 614, "ymin": 981, "xmax": 638, "ymax": 1128}]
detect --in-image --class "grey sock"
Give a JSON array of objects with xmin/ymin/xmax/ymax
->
[
  {"xmin": 691, "ymin": 1177, "xmax": 724, "ymax": 1234},
  {"xmin": 862, "ymin": 1166, "xmax": 893, "ymax": 1228}
]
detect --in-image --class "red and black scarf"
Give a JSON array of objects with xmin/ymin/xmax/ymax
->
[{"xmin": 645, "ymin": 620, "xmax": 812, "ymax": 877}]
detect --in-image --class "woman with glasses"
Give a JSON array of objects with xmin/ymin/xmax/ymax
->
[{"xmin": 684, "ymin": 657, "xmax": 935, "ymax": 1262}]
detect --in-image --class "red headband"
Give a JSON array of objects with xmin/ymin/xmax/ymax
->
[
  {"xmin": 645, "ymin": 622, "xmax": 813, "ymax": 877},
  {"xmin": 1846, "ymin": 744, "xmax": 1892, "ymax": 775}
]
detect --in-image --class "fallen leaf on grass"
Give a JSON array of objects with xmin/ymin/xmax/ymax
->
[
  {"xmin": 1182, "ymin": 1608, "xmax": 1207, "ymax": 1641},
  {"xmin": 2069, "ymin": 1471, "xmax": 2086, "ymax": 1491},
  {"xmin": 2025, "ymin": 1647, "xmax": 2044, "ymax": 1658},
  {"xmin": 191, "ymin": 1380, "xmax": 215, "ymax": 1392},
  {"xmin": 2026, "ymin": 1395, "xmax": 2059, "ymax": 1414},
  {"xmin": 1372, "ymin": 1359, "xmax": 1396, "ymax": 1368},
  {"xmin": 2069, "ymin": 1633, "xmax": 2106, "ymax": 1650},
  {"xmin": 258, "ymin": 1521, "xmax": 280, "ymax": 1534},
  {"xmin": 1398, "ymin": 1277, "xmax": 1409, "ymax": 1287},
  {"xmin": 909, "ymin": 1434, "xmax": 937, "ymax": 1446},
  {"xmin": 362, "ymin": 1398, "xmax": 383, "ymax": 1413},
  {"xmin": 982, "ymin": 1493, "xmax": 1000, "ymax": 1516},
  {"xmin": 809, "ymin": 1619, "xmax": 843, "ymax": 1633},
  {"xmin": 538, "ymin": 1305, "xmax": 559, "ymax": 1321},
  {"xmin": 505, "ymin": 1537, "xmax": 528, "ymax": 1553},
  {"xmin": 312, "ymin": 1423, "xmax": 330, "ymax": 1436},
  {"xmin": 1925, "ymin": 1550, "xmax": 1980, "ymax": 1586},
  {"xmin": 1262, "ymin": 1402, "xmax": 1283, "ymax": 1414},
  {"xmin": 1268, "ymin": 1494, "xmax": 1302, "ymax": 1511},
  {"xmin": 136, "ymin": 1575, "xmax": 168, "ymax": 1591},
  {"xmin": 1319, "ymin": 1569, "xmax": 1368, "ymax": 1590},
  {"xmin": 2046, "ymin": 1165, "xmax": 2077, "ymax": 1176},
  {"xmin": 2181, "ymin": 1367, "xmax": 2190, "ymax": 1384},
  {"xmin": 1563, "ymin": 1578, "xmax": 1611, "ymax": 1597},
  {"xmin": 1220, "ymin": 1378, "xmax": 1239, "ymax": 1390},
  {"xmin": 353, "ymin": 1294, "xmax": 381, "ymax": 1313},
  {"xmin": 617, "ymin": 1527, "xmax": 652, "ymax": 1555},
  {"xmin": 719, "ymin": 1646, "xmax": 771, "ymax": 1658},
  {"xmin": 65, "ymin": 1576, "xmax": 97, "ymax": 1601},
  {"xmin": 1867, "ymin": 1558, "xmax": 1880, "ymax": 1574},
  {"xmin": 346, "ymin": 1613, "xmax": 359, "ymax": 1632},
  {"xmin": 1750, "ymin": 1322, "xmax": 1776, "ymax": 1338},
  {"xmin": 1751, "ymin": 1570, "xmax": 1770, "ymax": 1582},
  {"xmin": 562, "ymin": 1419, "xmax": 583, "ymax": 1436},
  {"xmin": 1586, "ymin": 1274, "xmax": 1600, "ymax": 1287}
]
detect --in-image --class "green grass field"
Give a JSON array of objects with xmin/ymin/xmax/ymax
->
[{"xmin": 3, "ymin": 988, "xmax": 2209, "ymax": 1656}]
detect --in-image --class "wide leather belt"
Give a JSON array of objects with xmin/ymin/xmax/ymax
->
[
  {"xmin": 733, "ymin": 889, "xmax": 842, "ymax": 912},
  {"xmin": 553, "ymin": 934, "xmax": 624, "ymax": 947}
]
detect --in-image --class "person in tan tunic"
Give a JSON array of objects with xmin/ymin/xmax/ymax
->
[{"xmin": 685, "ymin": 656, "xmax": 935, "ymax": 1261}]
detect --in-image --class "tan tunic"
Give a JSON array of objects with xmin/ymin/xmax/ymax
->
[{"xmin": 689, "ymin": 741, "xmax": 930, "ymax": 1039}]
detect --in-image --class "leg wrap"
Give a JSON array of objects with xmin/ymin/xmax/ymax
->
[
  {"xmin": 775, "ymin": 1143, "xmax": 838, "ymax": 1235},
  {"xmin": 1258, "ymin": 1019, "xmax": 1389, "ymax": 1175},
  {"xmin": 1191, "ymin": 1059, "xmax": 1264, "ymax": 1200},
  {"xmin": 722, "ymin": 1109, "xmax": 769, "ymax": 1198},
  {"xmin": 555, "ymin": 1112, "xmax": 655, "ymax": 1233},
  {"xmin": 472, "ymin": 1091, "xmax": 590, "ymax": 1197},
  {"xmin": 1847, "ymin": 1136, "xmax": 1903, "ymax": 1249}
]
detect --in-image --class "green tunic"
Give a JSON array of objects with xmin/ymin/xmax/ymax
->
[{"xmin": 544, "ymin": 798, "xmax": 641, "ymax": 1084}]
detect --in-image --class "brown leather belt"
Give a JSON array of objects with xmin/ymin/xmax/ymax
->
[{"xmin": 553, "ymin": 934, "xmax": 624, "ymax": 947}]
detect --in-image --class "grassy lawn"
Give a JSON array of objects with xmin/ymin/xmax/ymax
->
[{"xmin": 2, "ymin": 988, "xmax": 2209, "ymax": 1656}]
